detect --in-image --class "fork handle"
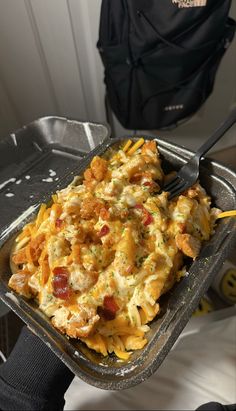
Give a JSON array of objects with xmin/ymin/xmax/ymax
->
[{"xmin": 195, "ymin": 108, "xmax": 236, "ymax": 159}]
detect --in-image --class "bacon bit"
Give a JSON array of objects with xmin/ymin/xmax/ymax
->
[
  {"xmin": 143, "ymin": 181, "xmax": 152, "ymax": 187},
  {"xmin": 178, "ymin": 223, "xmax": 186, "ymax": 233},
  {"xmin": 143, "ymin": 212, "xmax": 154, "ymax": 226},
  {"xmin": 134, "ymin": 204, "xmax": 154, "ymax": 226},
  {"xmin": 52, "ymin": 267, "xmax": 71, "ymax": 300},
  {"xmin": 98, "ymin": 296, "xmax": 119, "ymax": 320},
  {"xmin": 98, "ymin": 225, "xmax": 110, "ymax": 237},
  {"xmin": 143, "ymin": 181, "xmax": 160, "ymax": 193},
  {"xmin": 130, "ymin": 173, "xmax": 142, "ymax": 184},
  {"xmin": 134, "ymin": 203, "xmax": 144, "ymax": 210},
  {"xmin": 125, "ymin": 264, "xmax": 133, "ymax": 274},
  {"xmin": 53, "ymin": 266, "xmax": 69, "ymax": 276},
  {"xmin": 55, "ymin": 218, "xmax": 63, "ymax": 229}
]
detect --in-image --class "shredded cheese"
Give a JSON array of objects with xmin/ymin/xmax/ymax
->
[
  {"xmin": 36, "ymin": 204, "xmax": 47, "ymax": 228},
  {"xmin": 127, "ymin": 138, "xmax": 145, "ymax": 155},
  {"xmin": 217, "ymin": 210, "xmax": 236, "ymax": 219},
  {"xmin": 114, "ymin": 348, "xmax": 131, "ymax": 360},
  {"xmin": 123, "ymin": 139, "xmax": 132, "ymax": 153}
]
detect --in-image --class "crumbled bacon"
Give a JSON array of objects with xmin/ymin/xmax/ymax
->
[
  {"xmin": 134, "ymin": 203, "xmax": 144, "ymax": 210},
  {"xmin": 143, "ymin": 181, "xmax": 153, "ymax": 187},
  {"xmin": 98, "ymin": 295, "xmax": 119, "ymax": 320},
  {"xmin": 55, "ymin": 218, "xmax": 63, "ymax": 229},
  {"xmin": 52, "ymin": 267, "xmax": 71, "ymax": 300},
  {"xmin": 98, "ymin": 225, "xmax": 110, "ymax": 237},
  {"xmin": 143, "ymin": 212, "xmax": 154, "ymax": 226},
  {"xmin": 134, "ymin": 204, "xmax": 154, "ymax": 226}
]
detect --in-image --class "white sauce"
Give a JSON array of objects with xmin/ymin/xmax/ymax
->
[
  {"xmin": 0, "ymin": 178, "xmax": 16, "ymax": 190},
  {"xmin": 42, "ymin": 177, "xmax": 53, "ymax": 183},
  {"xmin": 10, "ymin": 133, "xmax": 17, "ymax": 146},
  {"xmin": 49, "ymin": 169, "xmax": 57, "ymax": 177}
]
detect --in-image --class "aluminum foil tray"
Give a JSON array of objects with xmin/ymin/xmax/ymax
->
[{"xmin": 0, "ymin": 116, "xmax": 236, "ymax": 390}]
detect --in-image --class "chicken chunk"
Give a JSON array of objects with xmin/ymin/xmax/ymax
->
[
  {"xmin": 12, "ymin": 248, "xmax": 27, "ymax": 265},
  {"xmin": 52, "ymin": 305, "xmax": 99, "ymax": 338},
  {"xmin": 70, "ymin": 265, "xmax": 98, "ymax": 292},
  {"xmin": 141, "ymin": 140, "xmax": 157, "ymax": 155},
  {"xmin": 80, "ymin": 197, "xmax": 104, "ymax": 220},
  {"xmin": 90, "ymin": 156, "xmax": 108, "ymax": 181},
  {"xmin": 175, "ymin": 233, "xmax": 201, "ymax": 259},
  {"xmin": 8, "ymin": 270, "xmax": 32, "ymax": 298}
]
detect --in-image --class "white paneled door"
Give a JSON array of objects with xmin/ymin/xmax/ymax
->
[{"xmin": 0, "ymin": 0, "xmax": 105, "ymax": 138}]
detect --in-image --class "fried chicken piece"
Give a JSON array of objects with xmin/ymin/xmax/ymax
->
[
  {"xmin": 12, "ymin": 248, "xmax": 27, "ymax": 265},
  {"xmin": 175, "ymin": 233, "xmax": 201, "ymax": 259},
  {"xmin": 8, "ymin": 270, "xmax": 32, "ymax": 298},
  {"xmin": 52, "ymin": 305, "xmax": 99, "ymax": 338},
  {"xmin": 84, "ymin": 168, "xmax": 94, "ymax": 182},
  {"xmin": 90, "ymin": 156, "xmax": 108, "ymax": 181},
  {"xmin": 141, "ymin": 141, "xmax": 157, "ymax": 155},
  {"xmin": 80, "ymin": 197, "xmax": 104, "ymax": 220}
]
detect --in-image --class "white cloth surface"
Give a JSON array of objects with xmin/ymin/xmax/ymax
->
[{"xmin": 65, "ymin": 316, "xmax": 236, "ymax": 410}]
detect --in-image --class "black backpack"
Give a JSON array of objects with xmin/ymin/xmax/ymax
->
[{"xmin": 97, "ymin": 0, "xmax": 236, "ymax": 130}]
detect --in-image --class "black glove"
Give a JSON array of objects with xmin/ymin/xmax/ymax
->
[{"xmin": 0, "ymin": 326, "xmax": 74, "ymax": 411}]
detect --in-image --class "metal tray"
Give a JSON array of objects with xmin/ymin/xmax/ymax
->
[{"xmin": 0, "ymin": 117, "xmax": 236, "ymax": 390}]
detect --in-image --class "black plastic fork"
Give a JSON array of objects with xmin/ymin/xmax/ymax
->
[{"xmin": 163, "ymin": 108, "xmax": 236, "ymax": 199}]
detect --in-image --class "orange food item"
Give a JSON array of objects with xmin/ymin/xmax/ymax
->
[{"xmin": 90, "ymin": 156, "xmax": 108, "ymax": 181}]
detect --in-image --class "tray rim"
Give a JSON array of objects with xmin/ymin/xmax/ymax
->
[
  {"xmin": 0, "ymin": 115, "xmax": 111, "ymax": 145},
  {"xmin": 0, "ymin": 125, "xmax": 236, "ymax": 390}
]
